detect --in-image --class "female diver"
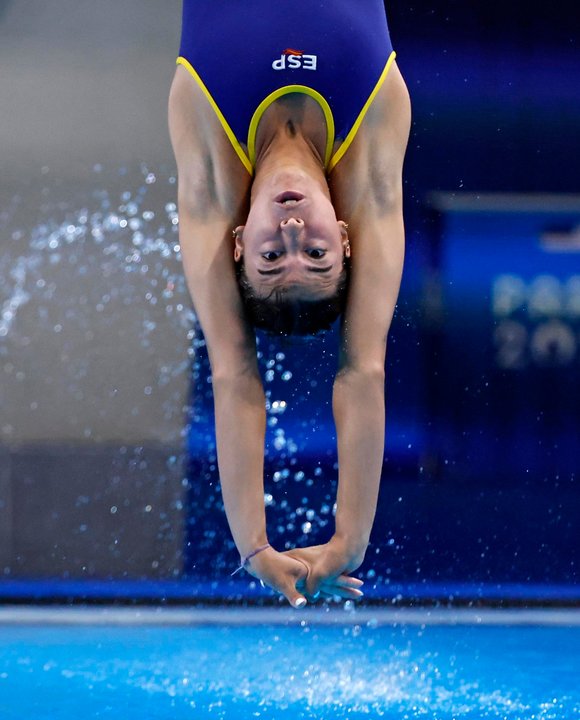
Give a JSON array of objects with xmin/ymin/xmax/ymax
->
[{"xmin": 168, "ymin": 0, "xmax": 411, "ymax": 607}]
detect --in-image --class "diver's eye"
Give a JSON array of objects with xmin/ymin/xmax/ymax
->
[
  {"xmin": 306, "ymin": 248, "xmax": 327, "ymax": 259},
  {"xmin": 262, "ymin": 250, "xmax": 283, "ymax": 262}
]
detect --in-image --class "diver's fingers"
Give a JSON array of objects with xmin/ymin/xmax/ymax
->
[
  {"xmin": 278, "ymin": 578, "xmax": 308, "ymax": 609},
  {"xmin": 320, "ymin": 575, "xmax": 364, "ymax": 589},
  {"xmin": 318, "ymin": 585, "xmax": 364, "ymax": 600},
  {"xmin": 305, "ymin": 570, "xmax": 324, "ymax": 598},
  {"xmin": 338, "ymin": 575, "xmax": 364, "ymax": 588}
]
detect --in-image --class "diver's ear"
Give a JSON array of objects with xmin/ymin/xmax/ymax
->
[
  {"xmin": 339, "ymin": 221, "xmax": 351, "ymax": 258},
  {"xmin": 233, "ymin": 225, "xmax": 245, "ymax": 262}
]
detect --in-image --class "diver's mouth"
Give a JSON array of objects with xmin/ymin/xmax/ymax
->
[{"xmin": 275, "ymin": 191, "xmax": 305, "ymax": 206}]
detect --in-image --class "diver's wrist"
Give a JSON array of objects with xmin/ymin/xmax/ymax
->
[
  {"xmin": 236, "ymin": 531, "xmax": 269, "ymax": 561},
  {"xmin": 330, "ymin": 531, "xmax": 369, "ymax": 568}
]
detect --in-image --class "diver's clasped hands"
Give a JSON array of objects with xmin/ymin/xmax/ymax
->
[
  {"xmin": 284, "ymin": 534, "xmax": 367, "ymax": 603},
  {"xmin": 244, "ymin": 535, "xmax": 366, "ymax": 608}
]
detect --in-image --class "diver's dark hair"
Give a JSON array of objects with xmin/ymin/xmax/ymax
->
[{"xmin": 235, "ymin": 260, "xmax": 350, "ymax": 336}]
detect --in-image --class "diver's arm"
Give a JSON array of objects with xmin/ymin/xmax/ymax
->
[
  {"xmin": 175, "ymin": 204, "xmax": 272, "ymax": 559},
  {"xmin": 168, "ymin": 69, "xmax": 268, "ymax": 559},
  {"xmin": 330, "ymin": 63, "xmax": 411, "ymax": 563},
  {"xmin": 332, "ymin": 206, "xmax": 405, "ymax": 562}
]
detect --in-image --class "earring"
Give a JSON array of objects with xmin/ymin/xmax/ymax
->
[{"xmin": 232, "ymin": 229, "xmax": 237, "ymax": 238}]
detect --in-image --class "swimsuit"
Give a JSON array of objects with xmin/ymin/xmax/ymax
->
[{"xmin": 177, "ymin": 0, "xmax": 395, "ymax": 175}]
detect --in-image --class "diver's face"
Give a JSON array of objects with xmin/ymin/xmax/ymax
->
[{"xmin": 235, "ymin": 185, "xmax": 349, "ymax": 299}]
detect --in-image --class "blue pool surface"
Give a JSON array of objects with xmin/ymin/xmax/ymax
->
[{"xmin": 0, "ymin": 608, "xmax": 579, "ymax": 719}]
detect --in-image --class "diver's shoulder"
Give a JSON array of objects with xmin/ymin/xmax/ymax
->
[
  {"xmin": 351, "ymin": 61, "xmax": 410, "ymax": 167},
  {"xmin": 328, "ymin": 62, "xmax": 410, "ymax": 217},
  {"xmin": 364, "ymin": 60, "xmax": 411, "ymax": 137},
  {"xmin": 169, "ymin": 65, "xmax": 217, "ymax": 153},
  {"xmin": 169, "ymin": 66, "xmax": 250, "ymax": 219}
]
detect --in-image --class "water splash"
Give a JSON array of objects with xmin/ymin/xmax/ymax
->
[
  {"xmin": 0, "ymin": 165, "xmax": 197, "ymax": 446},
  {"xmin": 7, "ymin": 624, "xmax": 578, "ymax": 720}
]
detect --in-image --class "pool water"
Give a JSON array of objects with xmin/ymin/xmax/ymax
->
[{"xmin": 1, "ymin": 611, "xmax": 579, "ymax": 719}]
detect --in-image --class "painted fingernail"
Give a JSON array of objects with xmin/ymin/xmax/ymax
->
[
  {"xmin": 295, "ymin": 597, "xmax": 307, "ymax": 608},
  {"xmin": 312, "ymin": 592, "xmax": 320, "ymax": 600}
]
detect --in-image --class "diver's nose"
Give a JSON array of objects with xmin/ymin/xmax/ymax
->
[
  {"xmin": 280, "ymin": 217, "xmax": 304, "ymax": 246},
  {"xmin": 280, "ymin": 217, "xmax": 304, "ymax": 229}
]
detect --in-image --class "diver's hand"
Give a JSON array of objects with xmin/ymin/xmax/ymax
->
[
  {"xmin": 282, "ymin": 535, "xmax": 366, "ymax": 602},
  {"xmin": 244, "ymin": 546, "xmax": 310, "ymax": 608}
]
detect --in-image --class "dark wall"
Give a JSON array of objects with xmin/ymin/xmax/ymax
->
[{"xmin": 388, "ymin": 0, "xmax": 580, "ymax": 198}]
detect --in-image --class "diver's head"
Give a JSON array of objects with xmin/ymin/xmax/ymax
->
[{"xmin": 233, "ymin": 170, "xmax": 351, "ymax": 335}]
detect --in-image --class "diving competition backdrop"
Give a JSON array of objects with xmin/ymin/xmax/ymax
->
[{"xmin": 0, "ymin": 0, "xmax": 578, "ymax": 601}]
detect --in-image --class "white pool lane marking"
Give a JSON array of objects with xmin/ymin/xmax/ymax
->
[{"xmin": 0, "ymin": 606, "xmax": 578, "ymax": 626}]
